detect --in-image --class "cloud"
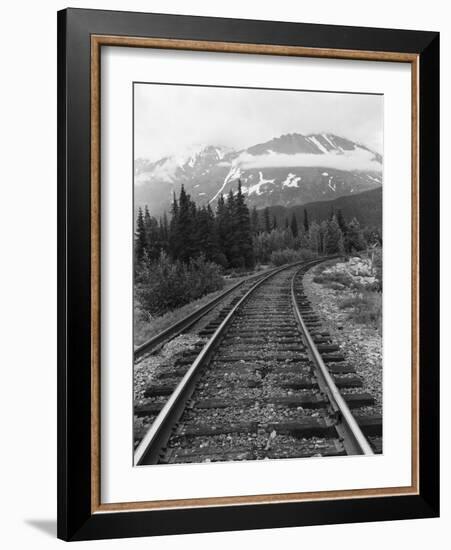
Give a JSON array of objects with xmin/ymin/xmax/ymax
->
[
  {"xmin": 134, "ymin": 84, "xmax": 383, "ymax": 161},
  {"xmin": 219, "ymin": 148, "xmax": 382, "ymax": 173}
]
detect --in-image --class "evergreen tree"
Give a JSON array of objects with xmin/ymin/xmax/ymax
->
[
  {"xmin": 234, "ymin": 181, "xmax": 255, "ymax": 268},
  {"xmin": 308, "ymin": 221, "xmax": 321, "ymax": 254},
  {"xmin": 336, "ymin": 208, "xmax": 347, "ymax": 235},
  {"xmin": 215, "ymin": 194, "xmax": 229, "ymax": 267},
  {"xmin": 189, "ymin": 197, "xmax": 200, "ymax": 257},
  {"xmin": 319, "ymin": 220, "xmax": 328, "ymax": 253},
  {"xmin": 206, "ymin": 204, "xmax": 222, "ymax": 264},
  {"xmin": 159, "ymin": 212, "xmax": 169, "ymax": 253},
  {"xmin": 225, "ymin": 190, "xmax": 241, "ymax": 267},
  {"xmin": 174, "ymin": 185, "xmax": 197, "ymax": 262},
  {"xmin": 303, "ymin": 208, "xmax": 309, "ymax": 233},
  {"xmin": 363, "ymin": 226, "xmax": 382, "ymax": 247},
  {"xmin": 290, "ymin": 213, "xmax": 299, "ymax": 238},
  {"xmin": 195, "ymin": 205, "xmax": 221, "ymax": 262},
  {"xmin": 345, "ymin": 217, "xmax": 366, "ymax": 252},
  {"xmin": 285, "ymin": 217, "xmax": 289, "ymax": 230},
  {"xmin": 135, "ymin": 207, "xmax": 147, "ymax": 264},
  {"xmin": 272, "ymin": 215, "xmax": 278, "ymax": 231},
  {"xmin": 250, "ymin": 206, "xmax": 260, "ymax": 235},
  {"xmin": 324, "ymin": 215, "xmax": 344, "ymax": 254},
  {"xmin": 263, "ymin": 207, "xmax": 271, "ymax": 233},
  {"xmin": 143, "ymin": 206, "xmax": 161, "ymax": 261},
  {"xmin": 299, "ymin": 228, "xmax": 310, "ymax": 249},
  {"xmin": 144, "ymin": 205, "xmax": 152, "ymax": 232},
  {"xmin": 168, "ymin": 192, "xmax": 179, "ymax": 258}
]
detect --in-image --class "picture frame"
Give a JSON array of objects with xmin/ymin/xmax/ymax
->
[{"xmin": 57, "ymin": 7, "xmax": 439, "ymax": 541}]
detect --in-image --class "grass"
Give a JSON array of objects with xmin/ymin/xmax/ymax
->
[
  {"xmin": 312, "ymin": 257, "xmax": 382, "ymax": 333},
  {"xmin": 134, "ymin": 274, "xmax": 252, "ymax": 348},
  {"xmin": 338, "ymin": 290, "xmax": 382, "ymax": 333}
]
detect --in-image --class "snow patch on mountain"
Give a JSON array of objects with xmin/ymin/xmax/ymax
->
[
  {"xmin": 321, "ymin": 134, "xmax": 337, "ymax": 150},
  {"xmin": 210, "ymin": 161, "xmax": 242, "ymax": 202},
  {"xmin": 247, "ymin": 172, "xmax": 275, "ymax": 195},
  {"xmin": 306, "ymin": 135, "xmax": 328, "ymax": 154},
  {"xmin": 282, "ymin": 173, "xmax": 301, "ymax": 188}
]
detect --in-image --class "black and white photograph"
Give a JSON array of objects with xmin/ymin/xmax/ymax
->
[
  {"xmin": 133, "ymin": 83, "xmax": 383, "ymax": 465},
  {"xmin": 0, "ymin": 0, "xmax": 443, "ymax": 545}
]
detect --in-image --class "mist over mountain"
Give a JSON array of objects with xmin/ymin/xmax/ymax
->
[{"xmin": 135, "ymin": 133, "xmax": 382, "ymax": 216}]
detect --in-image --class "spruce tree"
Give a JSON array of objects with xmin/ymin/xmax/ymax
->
[
  {"xmin": 336, "ymin": 208, "xmax": 347, "ymax": 234},
  {"xmin": 215, "ymin": 194, "xmax": 229, "ymax": 267},
  {"xmin": 135, "ymin": 207, "xmax": 147, "ymax": 264},
  {"xmin": 363, "ymin": 227, "xmax": 382, "ymax": 247},
  {"xmin": 272, "ymin": 215, "xmax": 278, "ymax": 231},
  {"xmin": 319, "ymin": 220, "xmax": 328, "ymax": 253},
  {"xmin": 189, "ymin": 197, "xmax": 200, "ymax": 258},
  {"xmin": 250, "ymin": 206, "xmax": 260, "ymax": 235},
  {"xmin": 225, "ymin": 190, "xmax": 240, "ymax": 267},
  {"xmin": 206, "ymin": 204, "xmax": 221, "ymax": 264},
  {"xmin": 234, "ymin": 181, "xmax": 255, "ymax": 268},
  {"xmin": 308, "ymin": 221, "xmax": 321, "ymax": 254},
  {"xmin": 324, "ymin": 215, "xmax": 344, "ymax": 254},
  {"xmin": 299, "ymin": 228, "xmax": 310, "ymax": 249},
  {"xmin": 160, "ymin": 212, "xmax": 169, "ymax": 252},
  {"xmin": 143, "ymin": 206, "xmax": 161, "ymax": 261},
  {"xmin": 263, "ymin": 207, "xmax": 271, "ymax": 233},
  {"xmin": 345, "ymin": 217, "xmax": 366, "ymax": 252},
  {"xmin": 174, "ymin": 185, "xmax": 197, "ymax": 262},
  {"xmin": 193, "ymin": 204, "xmax": 220, "ymax": 263},
  {"xmin": 290, "ymin": 213, "xmax": 299, "ymax": 238},
  {"xmin": 168, "ymin": 192, "xmax": 179, "ymax": 259},
  {"xmin": 303, "ymin": 208, "xmax": 309, "ymax": 233}
]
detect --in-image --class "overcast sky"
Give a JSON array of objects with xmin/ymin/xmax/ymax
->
[{"xmin": 134, "ymin": 83, "xmax": 383, "ymax": 161}]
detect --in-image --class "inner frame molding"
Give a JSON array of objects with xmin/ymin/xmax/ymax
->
[{"xmin": 90, "ymin": 34, "xmax": 419, "ymax": 514}]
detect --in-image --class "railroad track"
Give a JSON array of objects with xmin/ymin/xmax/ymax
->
[
  {"xmin": 134, "ymin": 265, "xmax": 291, "ymax": 360},
  {"xmin": 134, "ymin": 259, "xmax": 382, "ymax": 465}
]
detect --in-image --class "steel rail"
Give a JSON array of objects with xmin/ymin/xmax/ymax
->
[
  {"xmin": 290, "ymin": 268, "xmax": 374, "ymax": 456},
  {"xmin": 134, "ymin": 265, "xmax": 285, "ymax": 359},
  {"xmin": 134, "ymin": 258, "xmax": 325, "ymax": 465}
]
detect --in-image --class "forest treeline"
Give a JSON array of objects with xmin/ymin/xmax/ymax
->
[
  {"xmin": 135, "ymin": 181, "xmax": 381, "ymax": 270},
  {"xmin": 134, "ymin": 181, "xmax": 381, "ymax": 317}
]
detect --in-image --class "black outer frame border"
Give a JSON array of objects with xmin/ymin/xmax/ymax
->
[{"xmin": 57, "ymin": 7, "xmax": 439, "ymax": 542}]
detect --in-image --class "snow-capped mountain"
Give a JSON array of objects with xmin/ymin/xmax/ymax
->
[{"xmin": 135, "ymin": 133, "xmax": 382, "ymax": 216}]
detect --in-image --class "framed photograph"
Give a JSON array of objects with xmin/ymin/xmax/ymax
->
[{"xmin": 57, "ymin": 8, "xmax": 439, "ymax": 541}]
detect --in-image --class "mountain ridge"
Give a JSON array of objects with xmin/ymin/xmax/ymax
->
[
  {"xmin": 135, "ymin": 132, "xmax": 382, "ymax": 216},
  {"xmin": 267, "ymin": 187, "xmax": 382, "ymax": 230}
]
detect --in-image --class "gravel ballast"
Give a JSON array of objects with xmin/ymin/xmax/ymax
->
[{"xmin": 303, "ymin": 264, "xmax": 382, "ymax": 417}]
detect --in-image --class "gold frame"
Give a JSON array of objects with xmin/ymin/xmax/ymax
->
[{"xmin": 90, "ymin": 35, "xmax": 419, "ymax": 514}]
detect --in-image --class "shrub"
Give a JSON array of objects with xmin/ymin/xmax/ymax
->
[
  {"xmin": 270, "ymin": 248, "xmax": 316, "ymax": 266},
  {"xmin": 186, "ymin": 255, "xmax": 224, "ymax": 300},
  {"xmin": 135, "ymin": 252, "xmax": 224, "ymax": 317}
]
